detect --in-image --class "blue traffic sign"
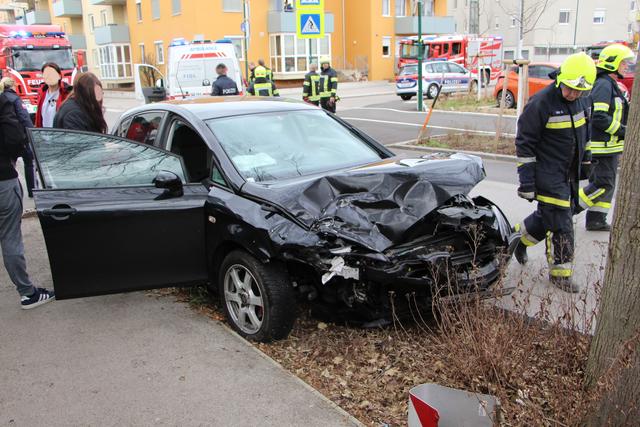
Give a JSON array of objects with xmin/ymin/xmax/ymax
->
[
  {"xmin": 299, "ymin": 13, "xmax": 321, "ymax": 35},
  {"xmin": 299, "ymin": 0, "xmax": 321, "ymax": 5}
]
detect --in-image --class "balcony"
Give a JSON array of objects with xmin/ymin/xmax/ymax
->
[
  {"xmin": 90, "ymin": 0, "xmax": 126, "ymax": 5},
  {"xmin": 267, "ymin": 11, "xmax": 334, "ymax": 33},
  {"xmin": 25, "ymin": 10, "xmax": 51, "ymax": 25},
  {"xmin": 52, "ymin": 0, "xmax": 82, "ymax": 17},
  {"xmin": 395, "ymin": 16, "xmax": 455, "ymax": 35},
  {"xmin": 67, "ymin": 34, "xmax": 86, "ymax": 50},
  {"xmin": 94, "ymin": 24, "xmax": 130, "ymax": 45}
]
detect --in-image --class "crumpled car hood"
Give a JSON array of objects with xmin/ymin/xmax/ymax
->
[{"xmin": 241, "ymin": 153, "xmax": 486, "ymax": 252}]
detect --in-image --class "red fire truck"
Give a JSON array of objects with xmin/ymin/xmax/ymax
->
[
  {"xmin": 398, "ymin": 34, "xmax": 503, "ymax": 84},
  {"xmin": 0, "ymin": 24, "xmax": 85, "ymax": 115}
]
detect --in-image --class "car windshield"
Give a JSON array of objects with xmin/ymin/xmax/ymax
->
[
  {"xmin": 207, "ymin": 110, "xmax": 384, "ymax": 183},
  {"xmin": 400, "ymin": 65, "xmax": 418, "ymax": 75},
  {"xmin": 12, "ymin": 48, "xmax": 74, "ymax": 71}
]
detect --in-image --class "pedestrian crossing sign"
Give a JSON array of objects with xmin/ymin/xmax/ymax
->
[{"xmin": 297, "ymin": 13, "xmax": 324, "ymax": 39}]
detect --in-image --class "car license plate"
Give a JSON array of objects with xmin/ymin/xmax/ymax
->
[{"xmin": 398, "ymin": 82, "xmax": 414, "ymax": 88}]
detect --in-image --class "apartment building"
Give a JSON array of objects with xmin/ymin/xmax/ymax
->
[{"xmin": 448, "ymin": 0, "xmax": 634, "ymax": 62}]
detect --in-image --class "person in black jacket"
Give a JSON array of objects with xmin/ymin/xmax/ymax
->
[
  {"xmin": 1, "ymin": 77, "xmax": 35, "ymax": 197},
  {"xmin": 54, "ymin": 72, "xmax": 107, "ymax": 133},
  {"xmin": 247, "ymin": 66, "xmax": 279, "ymax": 97},
  {"xmin": 577, "ymin": 44, "xmax": 635, "ymax": 231},
  {"xmin": 319, "ymin": 56, "xmax": 338, "ymax": 113},
  {"xmin": 211, "ymin": 64, "xmax": 239, "ymax": 96},
  {"xmin": 0, "ymin": 91, "xmax": 55, "ymax": 308},
  {"xmin": 513, "ymin": 53, "xmax": 596, "ymax": 293}
]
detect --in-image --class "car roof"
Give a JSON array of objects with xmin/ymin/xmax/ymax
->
[{"xmin": 124, "ymin": 96, "xmax": 318, "ymax": 121}]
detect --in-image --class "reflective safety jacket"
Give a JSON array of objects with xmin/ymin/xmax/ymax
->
[
  {"xmin": 591, "ymin": 71, "xmax": 629, "ymax": 156},
  {"xmin": 319, "ymin": 67, "xmax": 338, "ymax": 99},
  {"xmin": 303, "ymin": 71, "xmax": 321, "ymax": 102},
  {"xmin": 248, "ymin": 78, "xmax": 279, "ymax": 97},
  {"xmin": 516, "ymin": 83, "xmax": 592, "ymax": 209}
]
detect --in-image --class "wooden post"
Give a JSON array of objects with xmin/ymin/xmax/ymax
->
[{"xmin": 496, "ymin": 63, "xmax": 511, "ymax": 140}]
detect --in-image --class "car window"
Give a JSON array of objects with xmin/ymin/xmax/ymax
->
[
  {"xmin": 207, "ymin": 110, "xmax": 383, "ymax": 183},
  {"xmin": 431, "ymin": 62, "xmax": 448, "ymax": 74},
  {"xmin": 452, "ymin": 42, "xmax": 462, "ymax": 55},
  {"xmin": 536, "ymin": 66, "xmax": 557, "ymax": 79},
  {"xmin": 400, "ymin": 64, "xmax": 418, "ymax": 75},
  {"xmin": 211, "ymin": 164, "xmax": 227, "ymax": 187},
  {"xmin": 527, "ymin": 66, "xmax": 539, "ymax": 78},
  {"xmin": 166, "ymin": 120, "xmax": 213, "ymax": 182},
  {"xmin": 120, "ymin": 112, "xmax": 166, "ymax": 146},
  {"xmin": 447, "ymin": 63, "xmax": 466, "ymax": 74},
  {"xmin": 29, "ymin": 129, "xmax": 186, "ymax": 189},
  {"xmin": 424, "ymin": 63, "xmax": 435, "ymax": 73}
]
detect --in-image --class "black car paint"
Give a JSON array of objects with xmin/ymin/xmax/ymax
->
[{"xmin": 32, "ymin": 98, "xmax": 516, "ymax": 322}]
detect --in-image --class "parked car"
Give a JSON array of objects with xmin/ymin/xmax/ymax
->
[
  {"xmin": 28, "ymin": 97, "xmax": 518, "ymax": 342},
  {"xmin": 493, "ymin": 62, "xmax": 559, "ymax": 109},
  {"xmin": 396, "ymin": 60, "xmax": 478, "ymax": 101}
]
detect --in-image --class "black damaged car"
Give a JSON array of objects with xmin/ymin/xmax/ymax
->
[{"xmin": 29, "ymin": 97, "xmax": 518, "ymax": 342}]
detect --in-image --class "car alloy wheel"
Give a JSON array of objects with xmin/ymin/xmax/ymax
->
[
  {"xmin": 427, "ymin": 84, "xmax": 439, "ymax": 99},
  {"xmin": 224, "ymin": 264, "xmax": 264, "ymax": 335}
]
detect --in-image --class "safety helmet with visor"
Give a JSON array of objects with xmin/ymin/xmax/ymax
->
[
  {"xmin": 254, "ymin": 66, "xmax": 267, "ymax": 79},
  {"xmin": 556, "ymin": 52, "xmax": 597, "ymax": 97},
  {"xmin": 597, "ymin": 43, "xmax": 636, "ymax": 74}
]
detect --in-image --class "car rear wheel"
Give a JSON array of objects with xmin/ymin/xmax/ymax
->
[
  {"xmin": 400, "ymin": 94, "xmax": 413, "ymax": 101},
  {"xmin": 426, "ymin": 83, "xmax": 439, "ymax": 99},
  {"xmin": 218, "ymin": 250, "xmax": 296, "ymax": 342},
  {"xmin": 496, "ymin": 90, "xmax": 515, "ymax": 108}
]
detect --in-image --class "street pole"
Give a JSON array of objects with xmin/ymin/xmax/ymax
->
[
  {"xmin": 417, "ymin": 0, "xmax": 423, "ymax": 112},
  {"xmin": 243, "ymin": 0, "xmax": 249, "ymax": 84},
  {"xmin": 573, "ymin": 0, "xmax": 580, "ymax": 49},
  {"xmin": 515, "ymin": 0, "xmax": 525, "ymax": 119}
]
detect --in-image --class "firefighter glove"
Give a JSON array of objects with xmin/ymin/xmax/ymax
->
[{"xmin": 517, "ymin": 185, "xmax": 536, "ymax": 202}]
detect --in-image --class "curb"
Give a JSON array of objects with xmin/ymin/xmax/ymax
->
[
  {"xmin": 22, "ymin": 209, "xmax": 37, "ymax": 219},
  {"xmin": 389, "ymin": 142, "xmax": 517, "ymax": 163}
]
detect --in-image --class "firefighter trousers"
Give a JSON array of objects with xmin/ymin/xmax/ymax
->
[
  {"xmin": 516, "ymin": 203, "xmax": 574, "ymax": 279},
  {"xmin": 577, "ymin": 155, "xmax": 618, "ymax": 224}
]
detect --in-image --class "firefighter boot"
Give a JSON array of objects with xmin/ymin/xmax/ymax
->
[
  {"xmin": 514, "ymin": 241, "xmax": 528, "ymax": 265},
  {"xmin": 550, "ymin": 275, "xmax": 580, "ymax": 293},
  {"xmin": 585, "ymin": 211, "xmax": 611, "ymax": 232}
]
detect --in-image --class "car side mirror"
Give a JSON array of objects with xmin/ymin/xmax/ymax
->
[
  {"xmin": 155, "ymin": 78, "xmax": 164, "ymax": 88},
  {"xmin": 153, "ymin": 170, "xmax": 183, "ymax": 200}
]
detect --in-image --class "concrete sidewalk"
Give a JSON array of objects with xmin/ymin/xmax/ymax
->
[{"xmin": 0, "ymin": 219, "xmax": 360, "ymax": 426}]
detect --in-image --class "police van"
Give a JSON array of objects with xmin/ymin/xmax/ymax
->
[
  {"xmin": 395, "ymin": 59, "xmax": 476, "ymax": 101},
  {"xmin": 134, "ymin": 38, "xmax": 244, "ymax": 103}
]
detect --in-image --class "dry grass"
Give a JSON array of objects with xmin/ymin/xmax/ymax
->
[
  {"xmin": 434, "ymin": 93, "xmax": 517, "ymax": 115},
  {"xmin": 418, "ymin": 132, "xmax": 516, "ymax": 156}
]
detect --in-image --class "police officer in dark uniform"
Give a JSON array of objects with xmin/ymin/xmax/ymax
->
[
  {"xmin": 577, "ymin": 44, "xmax": 635, "ymax": 231},
  {"xmin": 247, "ymin": 66, "xmax": 279, "ymax": 97},
  {"xmin": 302, "ymin": 63, "xmax": 321, "ymax": 106},
  {"xmin": 211, "ymin": 64, "xmax": 239, "ymax": 96},
  {"xmin": 513, "ymin": 53, "xmax": 596, "ymax": 293}
]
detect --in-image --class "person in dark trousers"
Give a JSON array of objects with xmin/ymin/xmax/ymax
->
[
  {"xmin": 302, "ymin": 63, "xmax": 321, "ymax": 106},
  {"xmin": 54, "ymin": 73, "xmax": 107, "ymax": 133},
  {"xmin": 211, "ymin": 63, "xmax": 239, "ymax": 96},
  {"xmin": 512, "ymin": 52, "xmax": 596, "ymax": 293},
  {"xmin": 35, "ymin": 62, "xmax": 71, "ymax": 128},
  {"xmin": 577, "ymin": 44, "xmax": 635, "ymax": 231},
  {"xmin": 247, "ymin": 66, "xmax": 279, "ymax": 97},
  {"xmin": 319, "ymin": 56, "xmax": 338, "ymax": 113},
  {"xmin": 1, "ymin": 77, "xmax": 35, "ymax": 197},
  {"xmin": 248, "ymin": 62, "xmax": 257, "ymax": 85},
  {"xmin": 257, "ymin": 59, "xmax": 273, "ymax": 82},
  {"xmin": 0, "ymin": 90, "xmax": 55, "ymax": 308}
]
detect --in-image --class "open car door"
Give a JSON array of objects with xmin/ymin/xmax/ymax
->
[
  {"xmin": 134, "ymin": 64, "xmax": 167, "ymax": 103},
  {"xmin": 29, "ymin": 129, "xmax": 209, "ymax": 299}
]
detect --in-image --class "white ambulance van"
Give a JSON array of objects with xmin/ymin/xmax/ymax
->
[{"xmin": 134, "ymin": 38, "xmax": 244, "ymax": 103}]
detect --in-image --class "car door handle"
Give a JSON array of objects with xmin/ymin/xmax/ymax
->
[{"xmin": 42, "ymin": 207, "xmax": 77, "ymax": 219}]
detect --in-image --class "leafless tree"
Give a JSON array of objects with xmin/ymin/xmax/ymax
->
[{"xmin": 497, "ymin": 0, "xmax": 557, "ymax": 36}]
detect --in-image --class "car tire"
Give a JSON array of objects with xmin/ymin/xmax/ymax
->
[
  {"xmin": 496, "ymin": 90, "xmax": 515, "ymax": 109},
  {"xmin": 400, "ymin": 94, "xmax": 413, "ymax": 101},
  {"xmin": 218, "ymin": 250, "xmax": 296, "ymax": 342},
  {"xmin": 426, "ymin": 84, "xmax": 439, "ymax": 99}
]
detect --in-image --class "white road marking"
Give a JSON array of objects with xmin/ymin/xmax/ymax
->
[
  {"xmin": 341, "ymin": 116, "xmax": 516, "ymax": 137},
  {"xmin": 341, "ymin": 106, "xmax": 518, "ymax": 119}
]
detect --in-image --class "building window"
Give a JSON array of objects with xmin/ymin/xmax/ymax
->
[
  {"xmin": 100, "ymin": 10, "xmax": 108, "ymax": 26},
  {"xmin": 223, "ymin": 0, "xmax": 242, "ymax": 12},
  {"xmin": 504, "ymin": 50, "xmax": 514, "ymax": 60},
  {"xmin": 225, "ymin": 36, "xmax": 245, "ymax": 61},
  {"xmin": 98, "ymin": 44, "xmax": 132, "ymax": 80},
  {"xmin": 522, "ymin": 49, "xmax": 530, "ymax": 59},
  {"xmin": 139, "ymin": 43, "xmax": 145, "ymax": 63},
  {"xmin": 453, "ymin": 0, "xmax": 457, "ymax": 9},
  {"xmin": 495, "ymin": 16, "xmax": 499, "ymax": 29},
  {"xmin": 152, "ymin": 0, "xmax": 160, "ymax": 20},
  {"xmin": 382, "ymin": 0, "xmax": 390, "ymax": 17},
  {"xmin": 593, "ymin": 9, "xmax": 606, "ymax": 24},
  {"xmin": 172, "ymin": 0, "xmax": 181, "ymax": 15},
  {"xmin": 269, "ymin": 33, "xmax": 331, "ymax": 73},
  {"xmin": 89, "ymin": 14, "xmax": 95, "ymax": 32},
  {"xmin": 136, "ymin": 0, "xmax": 142, "ymax": 22},
  {"xmin": 154, "ymin": 41, "xmax": 164, "ymax": 64},
  {"xmin": 559, "ymin": 10, "xmax": 570, "ymax": 24},
  {"xmin": 395, "ymin": 0, "xmax": 406, "ymax": 16},
  {"xmin": 382, "ymin": 36, "xmax": 391, "ymax": 57}
]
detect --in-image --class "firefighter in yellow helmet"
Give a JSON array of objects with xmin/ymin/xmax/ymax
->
[
  {"xmin": 513, "ymin": 52, "xmax": 596, "ymax": 293},
  {"xmin": 318, "ymin": 56, "xmax": 338, "ymax": 112},
  {"xmin": 576, "ymin": 44, "xmax": 635, "ymax": 231},
  {"xmin": 247, "ymin": 66, "xmax": 279, "ymax": 97}
]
